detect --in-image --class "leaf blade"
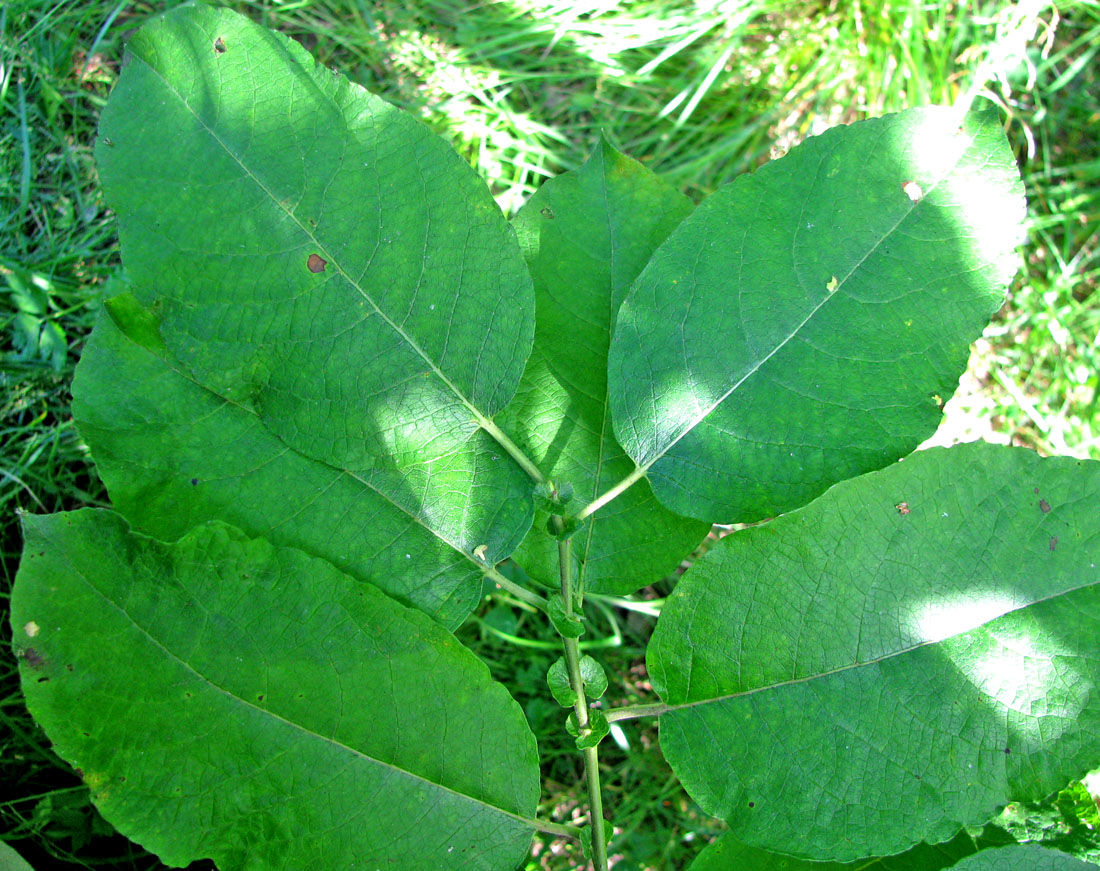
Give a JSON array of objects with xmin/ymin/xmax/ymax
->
[
  {"xmin": 648, "ymin": 444, "xmax": 1100, "ymax": 860},
  {"xmin": 500, "ymin": 137, "xmax": 709, "ymax": 594},
  {"xmin": 12, "ymin": 510, "xmax": 539, "ymax": 871},
  {"xmin": 97, "ymin": 5, "xmax": 534, "ymax": 470},
  {"xmin": 73, "ymin": 299, "xmax": 533, "ymax": 628},
  {"xmin": 608, "ymin": 106, "xmax": 1025, "ymax": 521}
]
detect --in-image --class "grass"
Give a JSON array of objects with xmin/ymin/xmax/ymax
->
[{"xmin": 1, "ymin": 0, "xmax": 1098, "ymax": 869}]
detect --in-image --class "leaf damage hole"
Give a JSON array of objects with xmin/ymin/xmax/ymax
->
[
  {"xmin": 214, "ymin": 37, "xmax": 226, "ymax": 54},
  {"xmin": 902, "ymin": 180, "xmax": 924, "ymax": 202},
  {"xmin": 895, "ymin": 502, "xmax": 910, "ymax": 515},
  {"xmin": 1039, "ymin": 499, "xmax": 1051, "ymax": 513},
  {"xmin": 191, "ymin": 477, "xmax": 199, "ymax": 486},
  {"xmin": 307, "ymin": 253, "xmax": 327, "ymax": 273},
  {"xmin": 24, "ymin": 620, "xmax": 39, "ymax": 638},
  {"xmin": 747, "ymin": 801, "xmax": 755, "ymax": 808},
  {"xmin": 826, "ymin": 276, "xmax": 839, "ymax": 293}
]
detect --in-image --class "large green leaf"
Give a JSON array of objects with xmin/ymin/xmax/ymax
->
[
  {"xmin": 72, "ymin": 294, "xmax": 533, "ymax": 629},
  {"xmin": 607, "ymin": 106, "xmax": 1025, "ymax": 522},
  {"xmin": 688, "ymin": 826, "xmax": 1016, "ymax": 871},
  {"xmin": 498, "ymin": 138, "xmax": 709, "ymax": 595},
  {"xmin": 12, "ymin": 511, "xmax": 539, "ymax": 871},
  {"xmin": 96, "ymin": 4, "xmax": 533, "ymax": 471},
  {"xmin": 648, "ymin": 443, "xmax": 1100, "ymax": 861}
]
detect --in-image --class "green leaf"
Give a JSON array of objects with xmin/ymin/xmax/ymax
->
[
  {"xmin": 608, "ymin": 106, "xmax": 1026, "ymax": 522},
  {"xmin": 12, "ymin": 510, "xmax": 539, "ymax": 871},
  {"xmin": 566, "ymin": 709, "xmax": 610, "ymax": 749},
  {"xmin": 580, "ymin": 655, "xmax": 608, "ymax": 699},
  {"xmin": 72, "ymin": 300, "xmax": 533, "ymax": 629},
  {"xmin": 500, "ymin": 137, "xmax": 710, "ymax": 595},
  {"xmin": 994, "ymin": 781, "xmax": 1100, "ymax": 864},
  {"xmin": 950, "ymin": 844, "xmax": 1100, "ymax": 870},
  {"xmin": 648, "ymin": 443, "xmax": 1100, "ymax": 861},
  {"xmin": 96, "ymin": 4, "xmax": 534, "ymax": 471},
  {"xmin": 688, "ymin": 825, "xmax": 1016, "ymax": 871},
  {"xmin": 547, "ymin": 657, "xmax": 577, "ymax": 707},
  {"xmin": 548, "ymin": 594, "xmax": 586, "ymax": 638}
]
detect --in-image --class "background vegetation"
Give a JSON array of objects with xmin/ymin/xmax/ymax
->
[{"xmin": 2, "ymin": 0, "xmax": 1098, "ymax": 868}]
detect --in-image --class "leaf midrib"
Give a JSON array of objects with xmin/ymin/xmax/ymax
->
[
  {"xmin": 129, "ymin": 49, "xmax": 494, "ymax": 432},
  {"xmin": 67, "ymin": 537, "xmax": 537, "ymax": 832},
  {"xmin": 663, "ymin": 575, "xmax": 1100, "ymax": 714},
  {"xmin": 637, "ymin": 128, "xmax": 969, "ymax": 472}
]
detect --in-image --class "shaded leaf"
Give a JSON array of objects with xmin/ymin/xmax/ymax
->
[
  {"xmin": 12, "ymin": 510, "xmax": 539, "ymax": 871},
  {"xmin": 96, "ymin": 4, "xmax": 533, "ymax": 471},
  {"xmin": 500, "ymin": 137, "xmax": 709, "ymax": 595},
  {"xmin": 609, "ymin": 106, "xmax": 1025, "ymax": 522},
  {"xmin": 648, "ymin": 443, "xmax": 1100, "ymax": 860},
  {"xmin": 688, "ymin": 825, "xmax": 1016, "ymax": 871},
  {"xmin": 951, "ymin": 844, "xmax": 1100, "ymax": 870},
  {"xmin": 73, "ymin": 299, "xmax": 533, "ymax": 629}
]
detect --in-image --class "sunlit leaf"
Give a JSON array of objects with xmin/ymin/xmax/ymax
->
[
  {"xmin": 608, "ymin": 106, "xmax": 1025, "ymax": 522},
  {"xmin": 13, "ymin": 510, "xmax": 539, "ymax": 871},
  {"xmin": 649, "ymin": 443, "xmax": 1100, "ymax": 860}
]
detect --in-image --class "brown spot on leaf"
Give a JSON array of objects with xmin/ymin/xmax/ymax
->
[
  {"xmin": 1039, "ymin": 499, "xmax": 1051, "ymax": 513},
  {"xmin": 1050, "ymin": 536, "xmax": 1058, "ymax": 551},
  {"xmin": 23, "ymin": 648, "xmax": 45, "ymax": 669},
  {"xmin": 307, "ymin": 253, "xmax": 327, "ymax": 273},
  {"xmin": 896, "ymin": 502, "xmax": 910, "ymax": 515},
  {"xmin": 214, "ymin": 37, "xmax": 226, "ymax": 54}
]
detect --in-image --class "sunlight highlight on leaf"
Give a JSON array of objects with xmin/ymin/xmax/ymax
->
[{"xmin": 909, "ymin": 592, "xmax": 1024, "ymax": 644}]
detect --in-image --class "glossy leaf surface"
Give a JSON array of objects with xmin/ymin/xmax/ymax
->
[
  {"xmin": 499, "ymin": 138, "xmax": 709, "ymax": 594},
  {"xmin": 96, "ymin": 4, "xmax": 534, "ymax": 470},
  {"xmin": 608, "ymin": 106, "xmax": 1025, "ymax": 522},
  {"xmin": 73, "ymin": 296, "xmax": 532, "ymax": 629},
  {"xmin": 12, "ymin": 511, "xmax": 539, "ymax": 871},
  {"xmin": 649, "ymin": 443, "xmax": 1100, "ymax": 860}
]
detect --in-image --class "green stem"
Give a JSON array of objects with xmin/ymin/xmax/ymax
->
[
  {"xmin": 532, "ymin": 818, "xmax": 584, "ymax": 839},
  {"xmin": 479, "ymin": 417, "xmax": 547, "ymax": 485},
  {"xmin": 573, "ymin": 464, "xmax": 647, "ymax": 522},
  {"xmin": 483, "ymin": 564, "xmax": 548, "ymax": 611},
  {"xmin": 555, "ymin": 530, "xmax": 610, "ymax": 871},
  {"xmin": 605, "ymin": 702, "xmax": 672, "ymax": 723}
]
